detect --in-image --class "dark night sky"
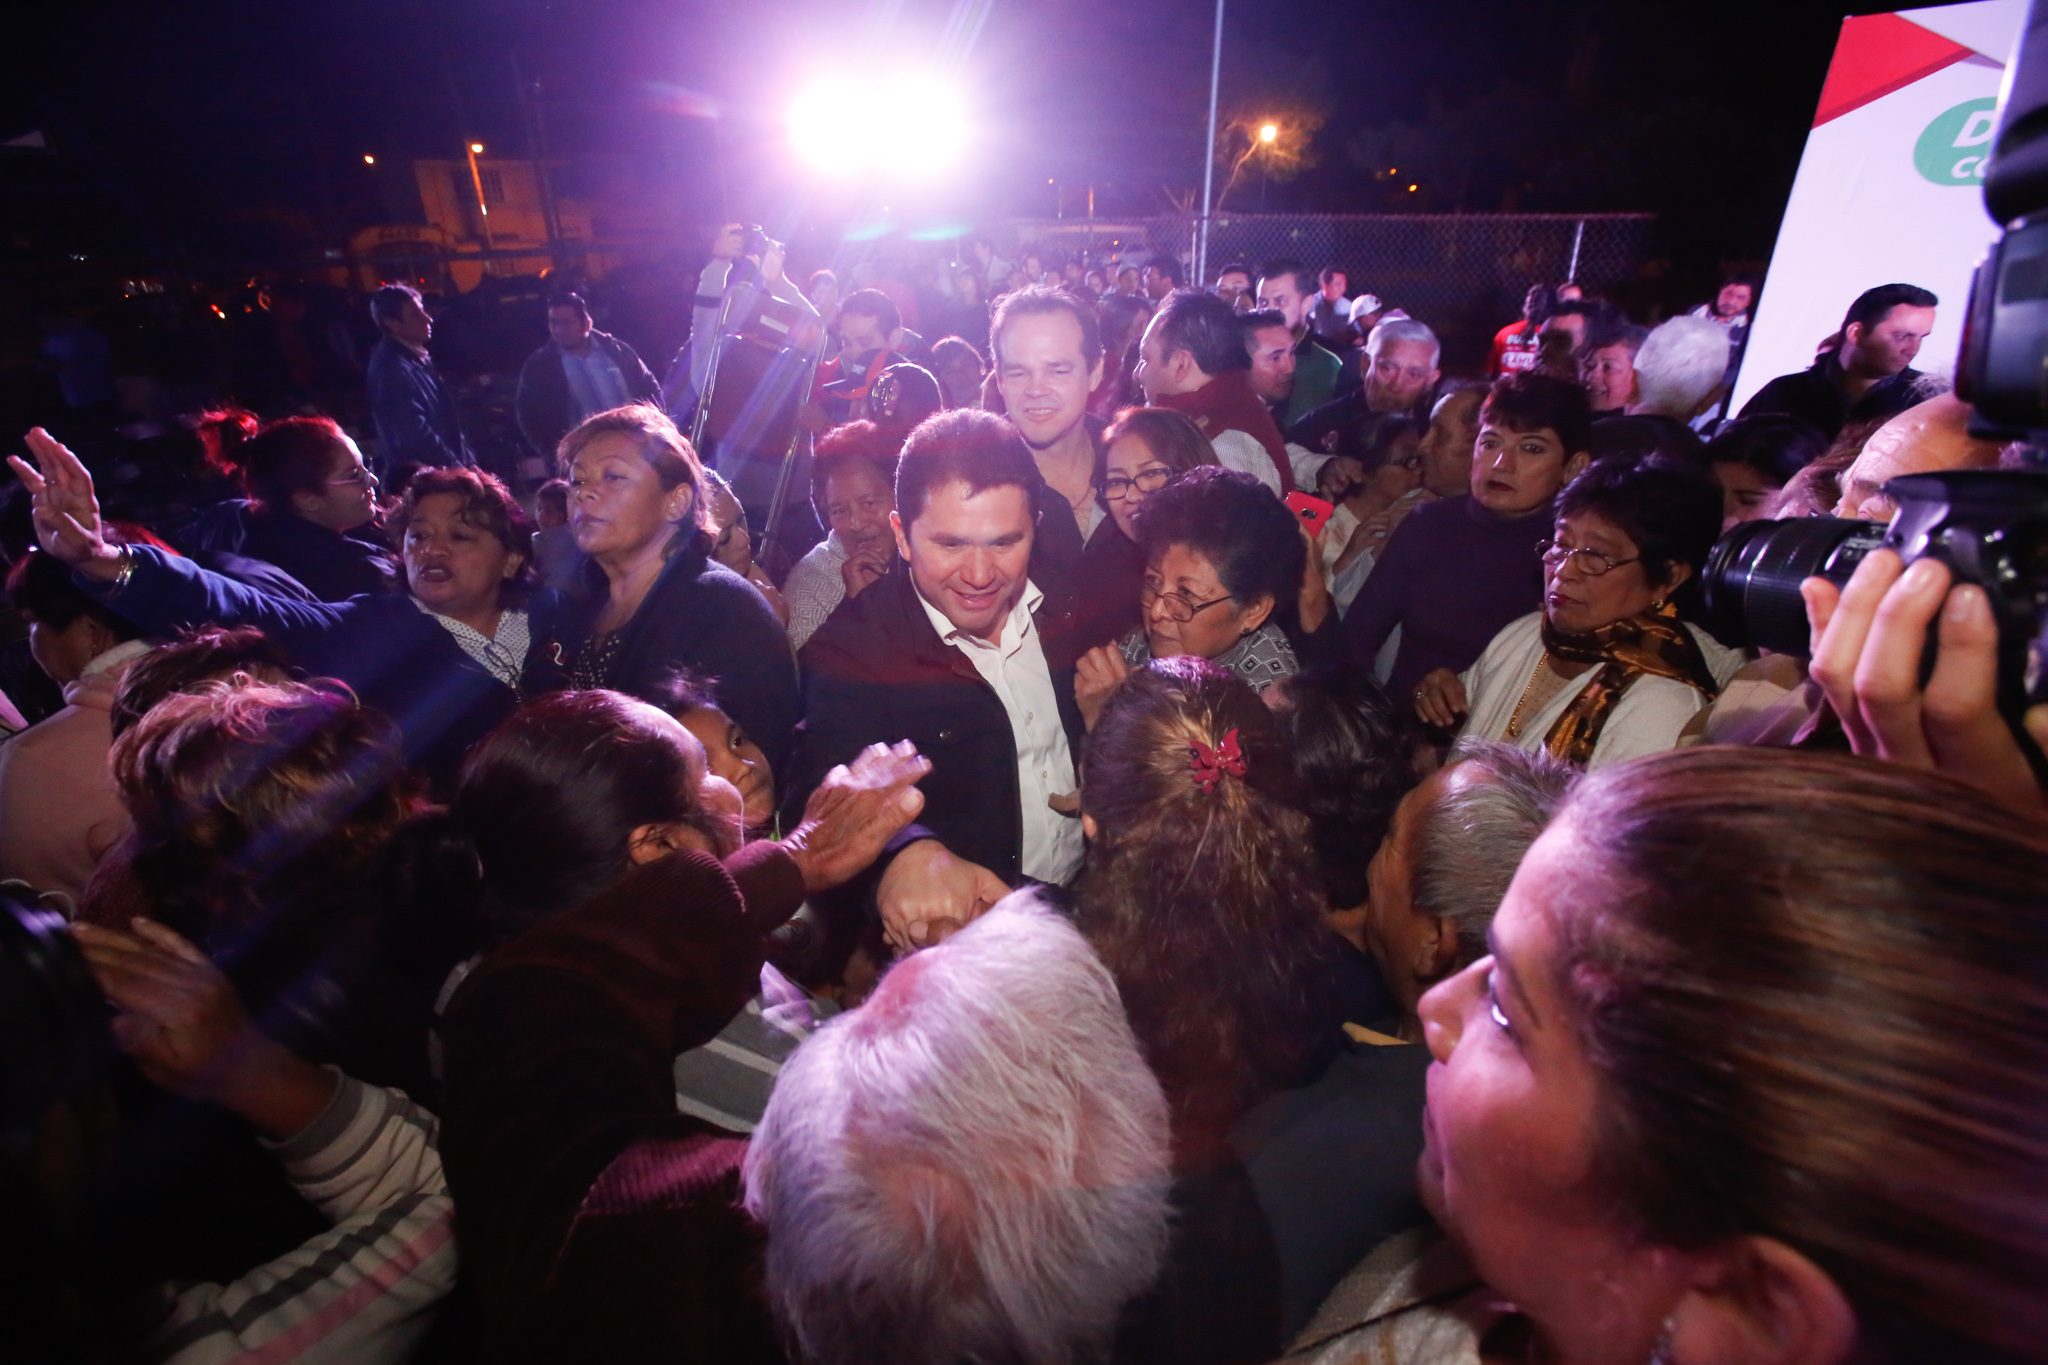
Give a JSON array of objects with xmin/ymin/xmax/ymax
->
[{"xmin": 5, "ymin": 0, "xmax": 1943, "ymax": 285}]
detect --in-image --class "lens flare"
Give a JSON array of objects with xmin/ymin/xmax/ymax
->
[{"xmin": 789, "ymin": 74, "xmax": 968, "ymax": 178}]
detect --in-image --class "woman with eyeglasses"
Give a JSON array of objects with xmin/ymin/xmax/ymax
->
[
  {"xmin": 1076, "ymin": 465, "xmax": 1304, "ymax": 727},
  {"xmin": 190, "ymin": 408, "xmax": 399, "ymax": 600},
  {"xmin": 1055, "ymin": 406, "xmax": 1217, "ymax": 665},
  {"xmin": 1411, "ymin": 455, "xmax": 1742, "ymax": 768}
]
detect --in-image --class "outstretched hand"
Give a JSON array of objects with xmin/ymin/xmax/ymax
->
[
  {"xmin": 70, "ymin": 917, "xmax": 339, "ymax": 1140},
  {"xmin": 1075, "ymin": 644, "xmax": 1131, "ymax": 731},
  {"xmin": 8, "ymin": 428, "xmax": 122, "ymax": 579},
  {"xmin": 1804, "ymin": 549, "xmax": 2048, "ymax": 814},
  {"xmin": 781, "ymin": 741, "xmax": 932, "ymax": 893}
]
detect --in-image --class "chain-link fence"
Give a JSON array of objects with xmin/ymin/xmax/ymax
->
[{"xmin": 1015, "ymin": 213, "xmax": 1657, "ymax": 372}]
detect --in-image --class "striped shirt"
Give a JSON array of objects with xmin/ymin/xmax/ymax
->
[{"xmin": 148, "ymin": 1073, "xmax": 458, "ymax": 1365}]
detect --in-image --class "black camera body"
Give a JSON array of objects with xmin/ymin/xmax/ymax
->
[
  {"xmin": 1703, "ymin": 470, "xmax": 2048, "ymax": 741},
  {"xmin": 740, "ymin": 223, "xmax": 774, "ymax": 258}
]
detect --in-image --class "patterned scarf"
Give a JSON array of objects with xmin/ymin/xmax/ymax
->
[{"xmin": 1537, "ymin": 603, "xmax": 1720, "ymax": 765}]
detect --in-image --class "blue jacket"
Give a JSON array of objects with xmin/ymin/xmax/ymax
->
[
  {"xmin": 81, "ymin": 546, "xmax": 537, "ymax": 793},
  {"xmin": 367, "ymin": 336, "xmax": 473, "ymax": 470}
]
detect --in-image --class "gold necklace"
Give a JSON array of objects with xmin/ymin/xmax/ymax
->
[{"xmin": 1504, "ymin": 652, "xmax": 1550, "ymax": 739}]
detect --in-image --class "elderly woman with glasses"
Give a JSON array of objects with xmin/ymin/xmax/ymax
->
[
  {"xmin": 1411, "ymin": 456, "xmax": 1743, "ymax": 768},
  {"xmin": 1076, "ymin": 465, "xmax": 1304, "ymax": 728}
]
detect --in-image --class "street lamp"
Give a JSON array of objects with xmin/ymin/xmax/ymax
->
[
  {"xmin": 362, "ymin": 153, "xmax": 376, "ymax": 166},
  {"xmin": 1259, "ymin": 123, "xmax": 1278, "ymax": 144},
  {"xmin": 464, "ymin": 141, "xmax": 496, "ymax": 262}
]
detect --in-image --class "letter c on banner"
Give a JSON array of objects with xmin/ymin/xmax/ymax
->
[{"xmin": 1955, "ymin": 155, "xmax": 1984, "ymax": 179}]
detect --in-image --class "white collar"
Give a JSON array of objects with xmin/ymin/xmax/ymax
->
[
  {"xmin": 913, "ymin": 578, "xmax": 1044, "ymax": 652},
  {"xmin": 80, "ymin": 639, "xmax": 153, "ymax": 678}
]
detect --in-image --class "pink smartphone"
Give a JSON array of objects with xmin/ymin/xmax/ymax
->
[{"xmin": 1284, "ymin": 491, "xmax": 1336, "ymax": 537}]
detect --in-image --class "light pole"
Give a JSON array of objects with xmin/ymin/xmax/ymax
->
[
  {"xmin": 464, "ymin": 141, "xmax": 496, "ymax": 267},
  {"xmin": 1196, "ymin": 0, "xmax": 1225, "ymax": 286}
]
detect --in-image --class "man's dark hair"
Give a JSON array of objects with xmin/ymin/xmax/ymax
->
[
  {"xmin": 1240, "ymin": 308, "xmax": 1291, "ymax": 346},
  {"xmin": 547, "ymin": 292, "xmax": 590, "ymax": 320},
  {"xmin": 1546, "ymin": 299, "xmax": 1595, "ymax": 322},
  {"xmin": 1154, "ymin": 289, "xmax": 1252, "ymax": 378},
  {"xmin": 1274, "ymin": 664, "xmax": 1417, "ymax": 909},
  {"xmin": 1257, "ymin": 258, "xmax": 1315, "ymax": 297},
  {"xmin": 535, "ymin": 477, "xmax": 570, "ymax": 516},
  {"xmin": 1145, "ymin": 255, "xmax": 1185, "ymax": 286},
  {"xmin": 1704, "ymin": 414, "xmax": 1828, "ymax": 485},
  {"xmin": 895, "ymin": 408, "xmax": 1041, "ymax": 526},
  {"xmin": 370, "ymin": 283, "xmax": 423, "ymax": 327},
  {"xmin": 990, "ymin": 286, "xmax": 1104, "ymax": 367},
  {"xmin": 1723, "ymin": 270, "xmax": 1761, "ymax": 291},
  {"xmin": 838, "ymin": 288, "xmax": 902, "ymax": 338},
  {"xmin": 1134, "ymin": 466, "xmax": 1304, "ymax": 613},
  {"xmin": 1482, "ymin": 371, "xmax": 1594, "ymax": 458},
  {"xmin": 1318, "ymin": 267, "xmax": 1345, "ymax": 286},
  {"xmin": 1214, "ymin": 262, "xmax": 1251, "ymax": 284},
  {"xmin": 1579, "ymin": 321, "xmax": 1650, "ymax": 360},
  {"xmin": 1842, "ymin": 283, "xmax": 1938, "ymax": 335}
]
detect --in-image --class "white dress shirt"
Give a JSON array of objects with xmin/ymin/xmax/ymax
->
[{"xmin": 914, "ymin": 578, "xmax": 1085, "ymax": 884}]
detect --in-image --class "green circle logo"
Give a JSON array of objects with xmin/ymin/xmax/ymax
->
[{"xmin": 1915, "ymin": 97, "xmax": 1998, "ymax": 185}]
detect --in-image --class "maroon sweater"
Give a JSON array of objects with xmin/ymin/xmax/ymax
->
[{"xmin": 438, "ymin": 842, "xmax": 805, "ymax": 1365}]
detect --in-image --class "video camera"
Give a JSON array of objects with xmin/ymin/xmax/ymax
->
[
  {"xmin": 1695, "ymin": 4, "xmax": 2048, "ymax": 770},
  {"xmin": 1960, "ymin": 2, "xmax": 2048, "ymax": 436},
  {"xmin": 1702, "ymin": 471, "xmax": 2048, "ymax": 768}
]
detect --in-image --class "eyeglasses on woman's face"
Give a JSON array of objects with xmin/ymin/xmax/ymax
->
[
  {"xmin": 326, "ymin": 464, "xmax": 379, "ymax": 488},
  {"xmin": 1537, "ymin": 539, "xmax": 1638, "ymax": 577},
  {"xmin": 1104, "ymin": 466, "xmax": 1174, "ymax": 501},
  {"xmin": 1141, "ymin": 576, "xmax": 1233, "ymax": 623}
]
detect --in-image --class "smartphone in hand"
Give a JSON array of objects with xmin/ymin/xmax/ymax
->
[{"xmin": 1284, "ymin": 491, "xmax": 1336, "ymax": 537}]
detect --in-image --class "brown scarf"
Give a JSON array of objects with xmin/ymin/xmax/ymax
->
[{"xmin": 1537, "ymin": 603, "xmax": 1720, "ymax": 765}]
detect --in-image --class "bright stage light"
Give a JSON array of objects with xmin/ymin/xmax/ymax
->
[{"xmin": 788, "ymin": 73, "xmax": 968, "ymax": 179}]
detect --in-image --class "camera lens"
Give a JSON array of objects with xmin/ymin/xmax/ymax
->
[{"xmin": 1702, "ymin": 516, "xmax": 1888, "ymax": 654}]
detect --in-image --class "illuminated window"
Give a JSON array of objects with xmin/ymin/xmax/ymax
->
[{"xmin": 480, "ymin": 169, "xmax": 505, "ymax": 204}]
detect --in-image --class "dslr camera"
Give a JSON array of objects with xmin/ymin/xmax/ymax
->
[{"xmin": 1702, "ymin": 470, "xmax": 2048, "ymax": 761}]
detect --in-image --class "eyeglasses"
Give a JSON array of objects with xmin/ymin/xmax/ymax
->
[
  {"xmin": 1141, "ymin": 579, "xmax": 1233, "ymax": 623},
  {"xmin": 1537, "ymin": 539, "xmax": 1638, "ymax": 577},
  {"xmin": 326, "ymin": 466, "xmax": 379, "ymax": 488},
  {"xmin": 1104, "ymin": 467, "xmax": 1174, "ymax": 501}
]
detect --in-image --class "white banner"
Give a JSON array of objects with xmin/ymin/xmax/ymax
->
[{"xmin": 1731, "ymin": 0, "xmax": 2023, "ymax": 412}]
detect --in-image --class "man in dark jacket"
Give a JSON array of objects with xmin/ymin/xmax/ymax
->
[
  {"xmin": 1738, "ymin": 282, "xmax": 1937, "ymax": 439},
  {"xmin": 366, "ymin": 284, "xmax": 474, "ymax": 471},
  {"xmin": 784, "ymin": 409, "xmax": 1085, "ymax": 888},
  {"xmin": 515, "ymin": 293, "xmax": 660, "ymax": 462}
]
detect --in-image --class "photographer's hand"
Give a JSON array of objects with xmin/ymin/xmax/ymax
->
[
  {"xmin": 710, "ymin": 222, "xmax": 745, "ymax": 260},
  {"xmin": 1804, "ymin": 550, "xmax": 2048, "ymax": 813}
]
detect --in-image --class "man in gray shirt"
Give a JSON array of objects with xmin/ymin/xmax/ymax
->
[{"xmin": 513, "ymin": 291, "xmax": 659, "ymax": 464}]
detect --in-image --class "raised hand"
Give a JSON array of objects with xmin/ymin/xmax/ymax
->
[
  {"xmin": 780, "ymin": 741, "xmax": 931, "ymax": 893},
  {"xmin": 69, "ymin": 916, "xmax": 339, "ymax": 1140},
  {"xmin": 8, "ymin": 428, "xmax": 121, "ymax": 577},
  {"xmin": 1075, "ymin": 643, "xmax": 1131, "ymax": 731}
]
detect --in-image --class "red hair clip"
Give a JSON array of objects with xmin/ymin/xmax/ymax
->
[{"xmin": 1189, "ymin": 728, "xmax": 1248, "ymax": 794}]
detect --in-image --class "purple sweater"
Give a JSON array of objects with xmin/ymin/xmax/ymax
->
[{"xmin": 1343, "ymin": 494, "xmax": 1553, "ymax": 699}]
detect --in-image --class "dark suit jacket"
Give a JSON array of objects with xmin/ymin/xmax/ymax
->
[
  {"xmin": 514, "ymin": 330, "xmax": 661, "ymax": 459},
  {"xmin": 367, "ymin": 336, "xmax": 473, "ymax": 470},
  {"xmin": 784, "ymin": 563, "xmax": 1084, "ymax": 885}
]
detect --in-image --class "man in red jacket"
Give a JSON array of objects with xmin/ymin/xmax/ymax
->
[{"xmin": 1134, "ymin": 289, "xmax": 1293, "ymax": 496}]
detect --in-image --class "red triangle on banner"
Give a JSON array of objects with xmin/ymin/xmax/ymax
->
[{"xmin": 1813, "ymin": 12, "xmax": 1976, "ymax": 127}]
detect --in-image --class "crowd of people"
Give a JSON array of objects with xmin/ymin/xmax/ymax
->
[{"xmin": 4, "ymin": 224, "xmax": 2048, "ymax": 1365}]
